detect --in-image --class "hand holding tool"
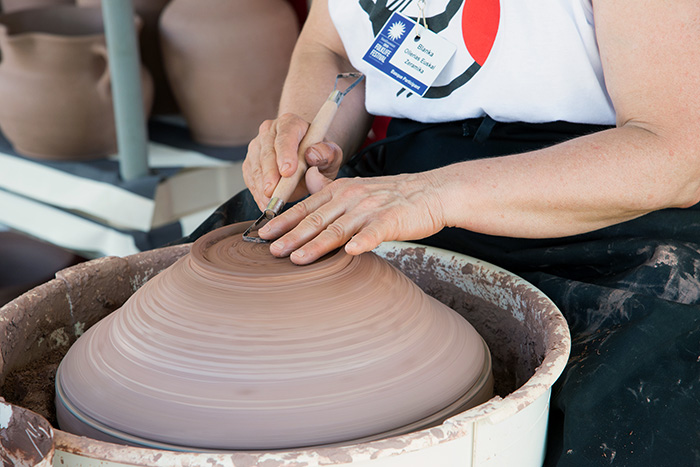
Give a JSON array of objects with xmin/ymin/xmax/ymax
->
[{"xmin": 243, "ymin": 72, "xmax": 365, "ymax": 243}]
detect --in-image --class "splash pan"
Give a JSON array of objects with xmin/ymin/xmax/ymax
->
[{"xmin": 0, "ymin": 238, "xmax": 570, "ymax": 466}]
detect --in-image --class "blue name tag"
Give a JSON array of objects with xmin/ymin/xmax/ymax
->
[{"xmin": 362, "ymin": 12, "xmax": 456, "ymax": 96}]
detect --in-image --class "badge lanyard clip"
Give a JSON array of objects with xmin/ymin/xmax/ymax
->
[{"xmin": 415, "ymin": 0, "xmax": 428, "ymax": 40}]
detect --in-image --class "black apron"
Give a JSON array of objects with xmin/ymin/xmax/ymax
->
[{"xmin": 177, "ymin": 117, "xmax": 700, "ymax": 466}]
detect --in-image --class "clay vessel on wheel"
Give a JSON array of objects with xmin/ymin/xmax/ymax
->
[{"xmin": 56, "ymin": 223, "xmax": 493, "ymax": 450}]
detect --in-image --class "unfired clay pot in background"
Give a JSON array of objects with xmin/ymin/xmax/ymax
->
[
  {"xmin": 77, "ymin": 0, "xmax": 177, "ymax": 115},
  {"xmin": 0, "ymin": 0, "xmax": 73, "ymax": 14},
  {"xmin": 0, "ymin": 6, "xmax": 153, "ymax": 160},
  {"xmin": 159, "ymin": 0, "xmax": 299, "ymax": 146}
]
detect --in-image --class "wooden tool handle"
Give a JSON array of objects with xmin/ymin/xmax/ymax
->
[{"xmin": 270, "ymin": 94, "xmax": 341, "ymax": 205}]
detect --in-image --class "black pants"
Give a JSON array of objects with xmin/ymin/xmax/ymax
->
[{"xmin": 180, "ymin": 117, "xmax": 700, "ymax": 466}]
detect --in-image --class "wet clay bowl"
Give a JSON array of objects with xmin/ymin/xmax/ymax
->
[{"xmin": 55, "ymin": 223, "xmax": 493, "ymax": 451}]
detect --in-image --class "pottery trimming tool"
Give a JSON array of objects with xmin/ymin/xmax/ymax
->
[{"xmin": 243, "ymin": 72, "xmax": 365, "ymax": 243}]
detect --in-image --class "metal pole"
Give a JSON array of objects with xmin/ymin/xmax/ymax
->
[{"xmin": 101, "ymin": 0, "xmax": 149, "ymax": 181}]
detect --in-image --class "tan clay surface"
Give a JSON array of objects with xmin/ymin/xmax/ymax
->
[
  {"xmin": 0, "ymin": 6, "xmax": 153, "ymax": 160},
  {"xmin": 159, "ymin": 0, "xmax": 299, "ymax": 146},
  {"xmin": 56, "ymin": 225, "xmax": 491, "ymax": 450}
]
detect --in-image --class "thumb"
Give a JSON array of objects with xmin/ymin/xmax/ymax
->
[
  {"xmin": 305, "ymin": 142, "xmax": 343, "ymax": 176},
  {"xmin": 305, "ymin": 166, "xmax": 333, "ymax": 194}
]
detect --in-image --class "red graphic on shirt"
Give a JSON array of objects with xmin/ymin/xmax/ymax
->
[
  {"xmin": 359, "ymin": 0, "xmax": 501, "ymax": 98},
  {"xmin": 463, "ymin": 0, "xmax": 500, "ymax": 66}
]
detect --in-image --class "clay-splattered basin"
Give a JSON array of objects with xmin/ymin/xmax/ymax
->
[
  {"xmin": 0, "ymin": 241, "xmax": 570, "ymax": 466},
  {"xmin": 0, "ymin": 400, "xmax": 54, "ymax": 466}
]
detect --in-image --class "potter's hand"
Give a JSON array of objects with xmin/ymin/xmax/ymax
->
[
  {"xmin": 243, "ymin": 113, "xmax": 344, "ymax": 211},
  {"xmin": 257, "ymin": 173, "xmax": 447, "ymax": 265}
]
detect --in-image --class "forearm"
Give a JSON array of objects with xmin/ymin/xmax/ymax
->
[
  {"xmin": 277, "ymin": 5, "xmax": 373, "ymax": 159},
  {"xmin": 436, "ymin": 124, "xmax": 700, "ymax": 238}
]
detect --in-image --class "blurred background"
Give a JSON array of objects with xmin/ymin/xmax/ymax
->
[{"xmin": 0, "ymin": 0, "xmax": 310, "ymax": 306}]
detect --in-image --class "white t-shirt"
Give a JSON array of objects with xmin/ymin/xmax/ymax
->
[{"xmin": 328, "ymin": 0, "xmax": 616, "ymax": 125}]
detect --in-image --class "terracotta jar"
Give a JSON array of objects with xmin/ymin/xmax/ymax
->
[
  {"xmin": 0, "ymin": 0, "xmax": 73, "ymax": 14},
  {"xmin": 77, "ymin": 0, "xmax": 177, "ymax": 115},
  {"xmin": 56, "ymin": 224, "xmax": 493, "ymax": 450},
  {"xmin": 0, "ymin": 6, "xmax": 153, "ymax": 160},
  {"xmin": 159, "ymin": 0, "xmax": 299, "ymax": 146}
]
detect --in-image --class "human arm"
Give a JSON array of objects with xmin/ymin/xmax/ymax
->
[
  {"xmin": 260, "ymin": 0, "xmax": 700, "ymax": 264},
  {"xmin": 242, "ymin": 0, "xmax": 373, "ymax": 209}
]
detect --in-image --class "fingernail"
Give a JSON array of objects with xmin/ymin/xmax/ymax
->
[
  {"xmin": 263, "ymin": 182, "xmax": 272, "ymax": 194},
  {"xmin": 280, "ymin": 163, "xmax": 291, "ymax": 175},
  {"xmin": 308, "ymin": 149, "xmax": 323, "ymax": 165},
  {"xmin": 258, "ymin": 224, "xmax": 270, "ymax": 235},
  {"xmin": 291, "ymin": 249, "xmax": 305, "ymax": 260},
  {"xmin": 271, "ymin": 240, "xmax": 284, "ymax": 252}
]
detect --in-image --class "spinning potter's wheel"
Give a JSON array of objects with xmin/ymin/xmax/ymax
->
[{"xmin": 56, "ymin": 224, "xmax": 493, "ymax": 451}]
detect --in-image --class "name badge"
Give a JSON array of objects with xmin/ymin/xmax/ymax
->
[{"xmin": 362, "ymin": 11, "xmax": 456, "ymax": 96}]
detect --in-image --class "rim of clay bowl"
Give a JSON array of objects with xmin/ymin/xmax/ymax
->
[{"xmin": 55, "ymin": 338, "xmax": 493, "ymax": 452}]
